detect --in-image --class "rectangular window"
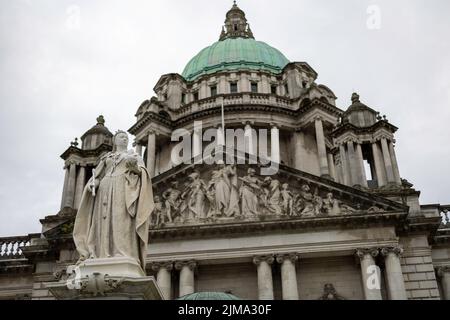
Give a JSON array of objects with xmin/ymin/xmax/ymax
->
[
  {"xmin": 210, "ymin": 85, "xmax": 217, "ymax": 97},
  {"xmin": 230, "ymin": 82, "xmax": 238, "ymax": 93},
  {"xmin": 284, "ymin": 84, "xmax": 289, "ymax": 95},
  {"xmin": 193, "ymin": 92, "xmax": 199, "ymax": 101},
  {"xmin": 251, "ymin": 82, "xmax": 258, "ymax": 93},
  {"xmin": 271, "ymin": 85, "xmax": 277, "ymax": 95},
  {"xmin": 181, "ymin": 93, "xmax": 186, "ymax": 104}
]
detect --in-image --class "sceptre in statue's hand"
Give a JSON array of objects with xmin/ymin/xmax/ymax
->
[{"xmin": 90, "ymin": 169, "xmax": 96, "ymax": 197}]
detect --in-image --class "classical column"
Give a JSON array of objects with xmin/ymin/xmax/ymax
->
[
  {"xmin": 64, "ymin": 162, "xmax": 77, "ymax": 208},
  {"xmin": 335, "ymin": 155, "xmax": 344, "ymax": 184},
  {"xmin": 270, "ymin": 125, "xmax": 280, "ymax": 164},
  {"xmin": 314, "ymin": 118, "xmax": 330, "ymax": 178},
  {"xmin": 381, "ymin": 246, "xmax": 407, "ymax": 300},
  {"xmin": 339, "ymin": 144, "xmax": 350, "ymax": 185},
  {"xmin": 135, "ymin": 143, "xmax": 143, "ymax": 156},
  {"xmin": 327, "ymin": 153, "xmax": 337, "ymax": 181},
  {"xmin": 355, "ymin": 143, "xmax": 368, "ymax": 187},
  {"xmin": 346, "ymin": 140, "xmax": 358, "ymax": 186},
  {"xmin": 73, "ymin": 166, "xmax": 86, "ymax": 210},
  {"xmin": 60, "ymin": 166, "xmax": 70, "ymax": 210},
  {"xmin": 253, "ymin": 255, "xmax": 275, "ymax": 300},
  {"xmin": 388, "ymin": 141, "xmax": 402, "ymax": 185},
  {"xmin": 355, "ymin": 249, "xmax": 382, "ymax": 300},
  {"xmin": 192, "ymin": 128, "xmax": 202, "ymax": 163},
  {"xmin": 293, "ymin": 130, "xmax": 306, "ymax": 171},
  {"xmin": 437, "ymin": 266, "xmax": 450, "ymax": 300},
  {"xmin": 175, "ymin": 260, "xmax": 197, "ymax": 297},
  {"xmin": 147, "ymin": 131, "xmax": 156, "ymax": 177},
  {"xmin": 240, "ymin": 73, "xmax": 250, "ymax": 92},
  {"xmin": 380, "ymin": 138, "xmax": 395, "ymax": 183},
  {"xmin": 151, "ymin": 262, "xmax": 173, "ymax": 300},
  {"xmin": 372, "ymin": 141, "xmax": 387, "ymax": 187},
  {"xmin": 244, "ymin": 122, "xmax": 257, "ymax": 156},
  {"xmin": 276, "ymin": 254, "xmax": 299, "ymax": 300}
]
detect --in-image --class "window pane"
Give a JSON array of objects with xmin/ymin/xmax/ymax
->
[
  {"xmin": 251, "ymin": 82, "xmax": 258, "ymax": 93},
  {"xmin": 271, "ymin": 85, "xmax": 277, "ymax": 95},
  {"xmin": 230, "ymin": 82, "xmax": 238, "ymax": 93}
]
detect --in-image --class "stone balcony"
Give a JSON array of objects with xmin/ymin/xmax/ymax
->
[{"xmin": 172, "ymin": 93, "xmax": 294, "ymax": 119}]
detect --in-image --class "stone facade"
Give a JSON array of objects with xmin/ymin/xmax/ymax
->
[{"xmin": 1, "ymin": 3, "xmax": 450, "ymax": 300}]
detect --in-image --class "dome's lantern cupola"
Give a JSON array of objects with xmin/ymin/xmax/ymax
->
[{"xmin": 220, "ymin": 1, "xmax": 254, "ymax": 41}]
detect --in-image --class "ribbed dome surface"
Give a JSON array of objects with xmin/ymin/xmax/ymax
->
[
  {"xmin": 182, "ymin": 38, "xmax": 289, "ymax": 81},
  {"xmin": 177, "ymin": 292, "xmax": 241, "ymax": 300}
]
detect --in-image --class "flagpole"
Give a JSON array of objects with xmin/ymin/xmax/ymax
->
[{"xmin": 221, "ymin": 100, "xmax": 225, "ymax": 146}]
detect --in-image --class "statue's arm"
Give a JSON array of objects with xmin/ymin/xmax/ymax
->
[{"xmin": 86, "ymin": 154, "xmax": 108, "ymax": 191}]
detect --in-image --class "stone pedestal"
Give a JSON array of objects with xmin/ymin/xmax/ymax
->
[{"xmin": 45, "ymin": 257, "xmax": 163, "ymax": 300}]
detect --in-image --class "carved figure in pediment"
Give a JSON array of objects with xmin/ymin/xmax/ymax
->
[
  {"xmin": 206, "ymin": 170, "xmax": 221, "ymax": 218},
  {"xmin": 313, "ymin": 188, "xmax": 324, "ymax": 216},
  {"xmin": 239, "ymin": 168, "xmax": 262, "ymax": 217},
  {"xmin": 225, "ymin": 165, "xmax": 240, "ymax": 217},
  {"xmin": 298, "ymin": 184, "xmax": 315, "ymax": 217},
  {"xmin": 367, "ymin": 206, "xmax": 385, "ymax": 213},
  {"xmin": 150, "ymin": 196, "xmax": 164, "ymax": 227},
  {"xmin": 281, "ymin": 183, "xmax": 294, "ymax": 216},
  {"xmin": 207, "ymin": 165, "xmax": 240, "ymax": 218},
  {"xmin": 323, "ymin": 193, "xmax": 341, "ymax": 216},
  {"xmin": 182, "ymin": 171, "xmax": 208, "ymax": 220},
  {"xmin": 162, "ymin": 181, "xmax": 183, "ymax": 223},
  {"xmin": 340, "ymin": 203, "xmax": 357, "ymax": 215},
  {"xmin": 262, "ymin": 178, "xmax": 283, "ymax": 216}
]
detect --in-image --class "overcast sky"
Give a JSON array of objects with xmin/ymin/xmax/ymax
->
[{"xmin": 0, "ymin": 0, "xmax": 449, "ymax": 237}]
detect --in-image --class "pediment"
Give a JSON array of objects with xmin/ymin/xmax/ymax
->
[{"xmin": 150, "ymin": 151, "xmax": 408, "ymax": 234}]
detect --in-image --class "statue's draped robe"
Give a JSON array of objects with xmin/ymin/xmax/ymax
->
[
  {"xmin": 73, "ymin": 150, "xmax": 154, "ymax": 270},
  {"xmin": 214, "ymin": 166, "xmax": 240, "ymax": 217},
  {"xmin": 239, "ymin": 176, "xmax": 260, "ymax": 217}
]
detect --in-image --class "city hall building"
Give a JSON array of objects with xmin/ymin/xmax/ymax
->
[{"xmin": 1, "ymin": 3, "xmax": 449, "ymax": 300}]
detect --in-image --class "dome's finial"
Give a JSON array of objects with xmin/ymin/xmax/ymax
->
[
  {"xmin": 96, "ymin": 115, "xmax": 105, "ymax": 125},
  {"xmin": 219, "ymin": 1, "xmax": 255, "ymax": 41},
  {"xmin": 351, "ymin": 92, "xmax": 360, "ymax": 104}
]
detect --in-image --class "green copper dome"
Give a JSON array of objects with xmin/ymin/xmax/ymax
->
[
  {"xmin": 177, "ymin": 292, "xmax": 241, "ymax": 300},
  {"xmin": 182, "ymin": 38, "xmax": 290, "ymax": 82}
]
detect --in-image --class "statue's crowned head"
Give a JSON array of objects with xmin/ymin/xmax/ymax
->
[{"xmin": 113, "ymin": 130, "xmax": 129, "ymax": 151}]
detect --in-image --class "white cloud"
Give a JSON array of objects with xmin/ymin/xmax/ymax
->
[{"xmin": 0, "ymin": 0, "xmax": 449, "ymax": 236}]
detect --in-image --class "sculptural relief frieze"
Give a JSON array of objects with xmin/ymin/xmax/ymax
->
[{"xmin": 150, "ymin": 165, "xmax": 386, "ymax": 229}]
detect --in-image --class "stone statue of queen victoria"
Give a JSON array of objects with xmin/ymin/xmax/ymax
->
[{"xmin": 73, "ymin": 131, "xmax": 154, "ymax": 270}]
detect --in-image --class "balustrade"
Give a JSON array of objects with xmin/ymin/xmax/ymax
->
[
  {"xmin": 0, "ymin": 235, "xmax": 32, "ymax": 259},
  {"xmin": 174, "ymin": 93, "xmax": 294, "ymax": 116}
]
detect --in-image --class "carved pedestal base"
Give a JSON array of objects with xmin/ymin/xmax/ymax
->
[{"xmin": 45, "ymin": 257, "xmax": 163, "ymax": 300}]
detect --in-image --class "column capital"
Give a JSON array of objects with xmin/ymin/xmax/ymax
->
[
  {"xmin": 355, "ymin": 248, "xmax": 379, "ymax": 260},
  {"xmin": 437, "ymin": 266, "xmax": 450, "ymax": 277},
  {"xmin": 313, "ymin": 115, "xmax": 323, "ymax": 122},
  {"xmin": 253, "ymin": 255, "xmax": 275, "ymax": 266},
  {"xmin": 174, "ymin": 260, "xmax": 197, "ymax": 271},
  {"xmin": 66, "ymin": 160, "xmax": 77, "ymax": 167},
  {"xmin": 276, "ymin": 253, "xmax": 298, "ymax": 264},
  {"xmin": 381, "ymin": 246, "xmax": 404, "ymax": 257},
  {"xmin": 150, "ymin": 261, "xmax": 174, "ymax": 272},
  {"xmin": 147, "ymin": 129, "xmax": 157, "ymax": 136},
  {"xmin": 269, "ymin": 123, "xmax": 279, "ymax": 129}
]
